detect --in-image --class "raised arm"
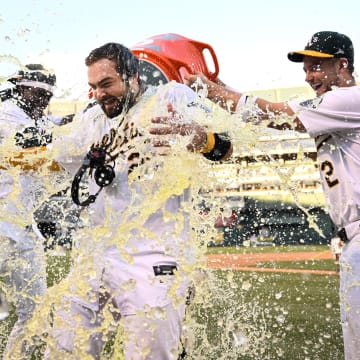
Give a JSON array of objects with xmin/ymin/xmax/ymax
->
[{"xmin": 183, "ymin": 72, "xmax": 306, "ymax": 132}]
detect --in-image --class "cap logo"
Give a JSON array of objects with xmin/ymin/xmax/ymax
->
[{"xmin": 288, "ymin": 31, "xmax": 354, "ymax": 64}]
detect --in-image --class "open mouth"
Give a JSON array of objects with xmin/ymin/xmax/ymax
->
[
  {"xmin": 311, "ymin": 82, "xmax": 323, "ymax": 94},
  {"xmin": 100, "ymin": 97, "xmax": 124, "ymax": 118},
  {"xmin": 102, "ymin": 97, "xmax": 117, "ymax": 107},
  {"xmin": 311, "ymin": 82, "xmax": 321, "ymax": 90}
]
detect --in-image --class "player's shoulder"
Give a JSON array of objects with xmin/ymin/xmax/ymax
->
[
  {"xmin": 325, "ymin": 85, "xmax": 360, "ymax": 100},
  {"xmin": 74, "ymin": 102, "xmax": 104, "ymax": 123},
  {"xmin": 321, "ymin": 85, "xmax": 360, "ymax": 110},
  {"xmin": 153, "ymin": 80, "xmax": 197, "ymax": 104},
  {"xmin": 334, "ymin": 85, "xmax": 360, "ymax": 94},
  {"xmin": 0, "ymin": 99, "xmax": 29, "ymax": 124},
  {"xmin": 0, "ymin": 99, "xmax": 19, "ymax": 114},
  {"xmin": 298, "ymin": 86, "xmax": 360, "ymax": 112},
  {"xmin": 157, "ymin": 80, "xmax": 195, "ymax": 96}
]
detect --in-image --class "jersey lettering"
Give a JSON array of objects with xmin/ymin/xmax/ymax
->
[
  {"xmin": 320, "ymin": 160, "xmax": 339, "ymax": 188},
  {"xmin": 299, "ymin": 96, "xmax": 324, "ymax": 109}
]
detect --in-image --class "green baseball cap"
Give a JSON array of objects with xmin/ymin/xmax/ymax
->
[{"xmin": 288, "ymin": 31, "xmax": 354, "ymax": 64}]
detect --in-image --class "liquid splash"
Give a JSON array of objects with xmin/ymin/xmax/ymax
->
[{"xmin": 0, "ymin": 70, "xmax": 338, "ymax": 359}]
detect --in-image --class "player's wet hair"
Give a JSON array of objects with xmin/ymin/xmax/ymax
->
[{"xmin": 85, "ymin": 43, "xmax": 139, "ymax": 83}]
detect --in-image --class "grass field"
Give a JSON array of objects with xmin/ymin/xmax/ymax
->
[
  {"xmin": 183, "ymin": 244, "xmax": 343, "ymax": 359},
  {"xmin": 187, "ymin": 268, "xmax": 342, "ymax": 359},
  {"xmin": 206, "ymin": 244, "xmax": 331, "ymax": 255},
  {"xmin": 0, "ymin": 245, "xmax": 343, "ymax": 360}
]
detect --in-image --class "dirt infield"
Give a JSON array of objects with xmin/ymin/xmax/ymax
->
[{"xmin": 206, "ymin": 250, "xmax": 339, "ymax": 275}]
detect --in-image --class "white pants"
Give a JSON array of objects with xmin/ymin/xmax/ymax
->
[
  {"xmin": 46, "ymin": 246, "xmax": 188, "ymax": 359},
  {"xmin": 0, "ymin": 222, "xmax": 46, "ymax": 359},
  {"xmin": 339, "ymin": 230, "xmax": 360, "ymax": 360}
]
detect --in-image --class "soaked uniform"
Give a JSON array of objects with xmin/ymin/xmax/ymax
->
[
  {"xmin": 0, "ymin": 99, "xmax": 59, "ymax": 358},
  {"xmin": 288, "ymin": 85, "xmax": 360, "ymax": 360},
  {"xmin": 48, "ymin": 81, "xmax": 205, "ymax": 359}
]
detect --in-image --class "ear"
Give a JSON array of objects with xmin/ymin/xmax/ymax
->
[
  {"xmin": 129, "ymin": 73, "xmax": 139, "ymax": 87},
  {"xmin": 127, "ymin": 73, "xmax": 139, "ymax": 95},
  {"xmin": 339, "ymin": 58, "xmax": 349, "ymax": 70}
]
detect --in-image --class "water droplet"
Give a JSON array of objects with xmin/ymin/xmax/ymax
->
[
  {"xmin": 144, "ymin": 167, "xmax": 154, "ymax": 179},
  {"xmin": 232, "ymin": 330, "xmax": 248, "ymax": 347},
  {"xmin": 242, "ymin": 281, "xmax": 252, "ymax": 291}
]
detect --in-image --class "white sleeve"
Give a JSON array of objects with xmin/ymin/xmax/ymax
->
[
  {"xmin": 0, "ymin": 101, "xmax": 28, "ymax": 138},
  {"xmin": 160, "ymin": 82, "xmax": 198, "ymax": 109},
  {"xmin": 51, "ymin": 105, "xmax": 105, "ymax": 175},
  {"xmin": 47, "ymin": 114, "xmax": 65, "ymax": 126},
  {"xmin": 0, "ymin": 170, "xmax": 14, "ymax": 199},
  {"xmin": 288, "ymin": 87, "xmax": 360, "ymax": 137}
]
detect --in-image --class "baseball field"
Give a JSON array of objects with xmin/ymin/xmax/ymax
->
[
  {"xmin": 189, "ymin": 245, "xmax": 343, "ymax": 360},
  {"xmin": 0, "ymin": 244, "xmax": 343, "ymax": 359}
]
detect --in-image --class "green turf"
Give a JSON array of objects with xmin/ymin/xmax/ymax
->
[
  {"xmin": 0, "ymin": 252, "xmax": 73, "ymax": 359},
  {"xmin": 45, "ymin": 251, "xmax": 73, "ymax": 287},
  {"xmin": 187, "ymin": 269, "xmax": 343, "ymax": 359},
  {"xmin": 206, "ymin": 244, "xmax": 329, "ymax": 255},
  {"xmin": 257, "ymin": 259, "xmax": 338, "ymax": 271},
  {"xmin": 1, "ymin": 247, "xmax": 344, "ymax": 360}
]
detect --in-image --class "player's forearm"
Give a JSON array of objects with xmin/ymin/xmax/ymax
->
[
  {"xmin": 206, "ymin": 81, "xmax": 241, "ymax": 112},
  {"xmin": 254, "ymin": 98, "xmax": 306, "ymax": 132}
]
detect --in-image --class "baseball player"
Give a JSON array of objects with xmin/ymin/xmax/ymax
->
[
  {"xmin": 330, "ymin": 235, "xmax": 344, "ymax": 271},
  {"xmin": 39, "ymin": 42, "xmax": 231, "ymax": 359},
  {"xmin": 185, "ymin": 30, "xmax": 360, "ymax": 360},
  {"xmin": 0, "ymin": 64, "xmax": 66, "ymax": 359}
]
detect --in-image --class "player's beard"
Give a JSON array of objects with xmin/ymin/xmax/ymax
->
[{"xmin": 99, "ymin": 94, "xmax": 130, "ymax": 119}]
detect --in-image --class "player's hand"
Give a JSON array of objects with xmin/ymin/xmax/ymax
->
[
  {"xmin": 149, "ymin": 103, "xmax": 207, "ymax": 152},
  {"xmin": 183, "ymin": 71, "xmax": 225, "ymax": 88},
  {"xmin": 183, "ymin": 71, "xmax": 208, "ymax": 89}
]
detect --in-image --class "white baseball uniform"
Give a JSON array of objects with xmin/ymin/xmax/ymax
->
[
  {"xmin": 288, "ymin": 85, "xmax": 360, "ymax": 360},
  {"xmin": 0, "ymin": 99, "xmax": 60, "ymax": 358},
  {"xmin": 46, "ymin": 81, "xmax": 205, "ymax": 359}
]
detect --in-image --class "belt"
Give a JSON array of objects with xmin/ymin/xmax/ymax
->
[
  {"xmin": 337, "ymin": 219, "xmax": 360, "ymax": 244},
  {"xmin": 337, "ymin": 228, "xmax": 349, "ymax": 243},
  {"xmin": 153, "ymin": 265, "xmax": 177, "ymax": 276}
]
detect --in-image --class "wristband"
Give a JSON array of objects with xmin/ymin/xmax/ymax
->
[
  {"xmin": 235, "ymin": 94, "xmax": 258, "ymax": 113},
  {"xmin": 203, "ymin": 133, "xmax": 231, "ymax": 161},
  {"xmin": 200, "ymin": 133, "xmax": 216, "ymax": 153},
  {"xmin": 237, "ymin": 93, "xmax": 249, "ymax": 106}
]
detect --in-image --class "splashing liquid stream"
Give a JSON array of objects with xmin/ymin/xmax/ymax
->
[{"xmin": 0, "ymin": 70, "xmax": 331, "ymax": 359}]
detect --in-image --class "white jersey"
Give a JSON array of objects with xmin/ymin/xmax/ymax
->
[
  {"xmin": 0, "ymin": 100, "xmax": 57, "ymax": 139},
  {"xmin": 288, "ymin": 86, "xmax": 360, "ymax": 228},
  {"xmin": 0, "ymin": 100, "xmax": 60, "ymax": 228},
  {"xmin": 53, "ymin": 81, "xmax": 205, "ymax": 259},
  {"xmin": 0, "ymin": 101, "xmax": 32, "ymax": 200}
]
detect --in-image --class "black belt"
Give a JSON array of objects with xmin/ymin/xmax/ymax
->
[
  {"xmin": 153, "ymin": 265, "xmax": 177, "ymax": 276},
  {"xmin": 337, "ymin": 228, "xmax": 349, "ymax": 243}
]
